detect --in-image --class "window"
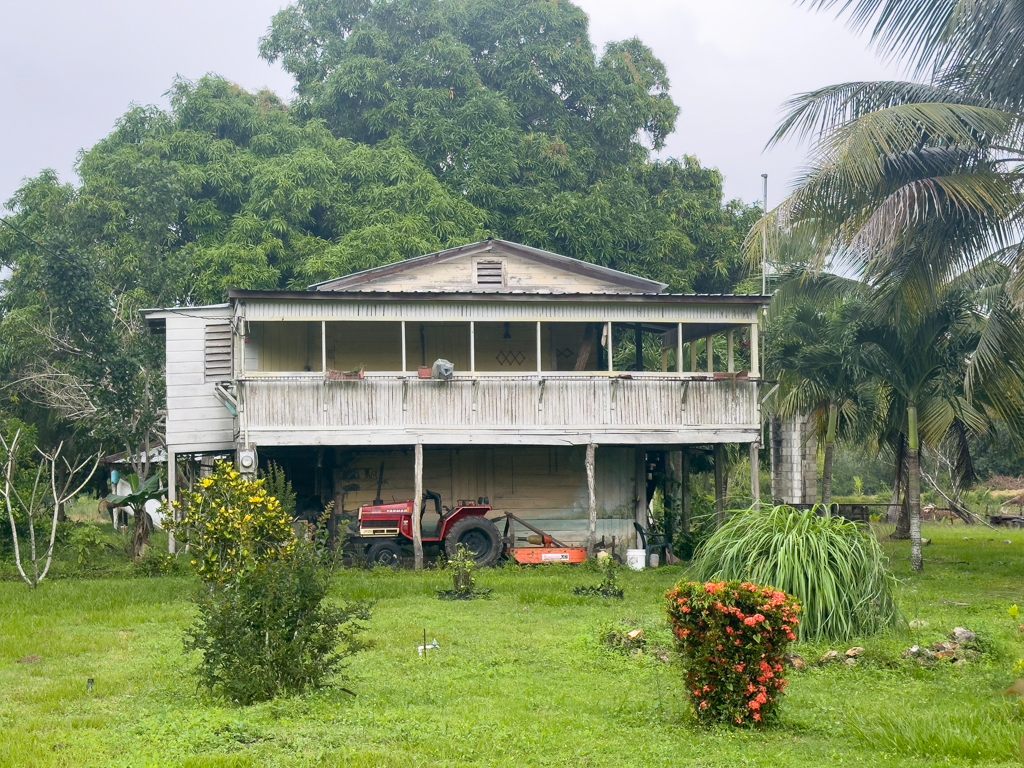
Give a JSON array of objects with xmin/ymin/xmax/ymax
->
[
  {"xmin": 204, "ymin": 323, "xmax": 233, "ymax": 381},
  {"xmin": 475, "ymin": 259, "xmax": 505, "ymax": 288}
]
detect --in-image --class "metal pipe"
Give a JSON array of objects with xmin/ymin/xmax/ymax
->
[{"xmin": 761, "ymin": 173, "xmax": 768, "ymax": 296}]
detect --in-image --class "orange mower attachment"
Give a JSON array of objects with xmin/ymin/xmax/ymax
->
[{"xmin": 499, "ymin": 513, "xmax": 589, "ymax": 565}]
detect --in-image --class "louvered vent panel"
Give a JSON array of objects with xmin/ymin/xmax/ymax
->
[
  {"xmin": 204, "ymin": 324, "xmax": 233, "ymax": 382},
  {"xmin": 475, "ymin": 260, "xmax": 504, "ymax": 286}
]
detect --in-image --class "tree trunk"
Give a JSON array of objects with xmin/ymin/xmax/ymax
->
[
  {"xmin": 887, "ymin": 434, "xmax": 906, "ymax": 524},
  {"xmin": 821, "ymin": 404, "xmax": 838, "ymax": 512},
  {"xmin": 907, "ymin": 404, "xmax": 923, "ymax": 572},
  {"xmin": 893, "ymin": 490, "xmax": 911, "ymax": 539},
  {"xmin": 714, "ymin": 444, "xmax": 726, "ymax": 528},
  {"xmin": 908, "ymin": 446, "xmax": 923, "ymax": 572},
  {"xmin": 131, "ymin": 504, "xmax": 152, "ymax": 561},
  {"xmin": 681, "ymin": 451, "xmax": 691, "ymax": 535}
]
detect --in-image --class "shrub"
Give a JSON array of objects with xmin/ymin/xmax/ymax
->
[
  {"xmin": 438, "ymin": 544, "xmax": 490, "ymax": 600},
  {"xmin": 185, "ymin": 531, "xmax": 370, "ymax": 704},
  {"xmin": 666, "ymin": 580, "xmax": 800, "ymax": 726},
  {"xmin": 575, "ymin": 555, "xmax": 624, "ymax": 598},
  {"xmin": 693, "ymin": 506, "xmax": 900, "ymax": 641},
  {"xmin": 171, "ymin": 462, "xmax": 368, "ymax": 704}
]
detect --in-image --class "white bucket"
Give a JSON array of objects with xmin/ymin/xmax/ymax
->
[{"xmin": 626, "ymin": 549, "xmax": 646, "ymax": 570}]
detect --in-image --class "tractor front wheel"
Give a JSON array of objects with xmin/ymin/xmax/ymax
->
[
  {"xmin": 444, "ymin": 517, "xmax": 501, "ymax": 567},
  {"xmin": 366, "ymin": 540, "xmax": 403, "ymax": 568}
]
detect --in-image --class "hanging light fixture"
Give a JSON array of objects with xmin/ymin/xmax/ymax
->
[{"xmin": 503, "ymin": 322, "xmax": 512, "ymax": 340}]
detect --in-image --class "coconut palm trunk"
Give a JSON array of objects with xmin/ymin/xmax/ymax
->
[
  {"xmin": 907, "ymin": 405, "xmax": 923, "ymax": 572},
  {"xmin": 821, "ymin": 403, "xmax": 838, "ymax": 512}
]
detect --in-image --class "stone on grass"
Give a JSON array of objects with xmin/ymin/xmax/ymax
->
[
  {"xmin": 952, "ymin": 627, "xmax": 976, "ymax": 644},
  {"xmin": 818, "ymin": 650, "xmax": 842, "ymax": 665},
  {"xmin": 902, "ymin": 645, "xmax": 921, "ymax": 659},
  {"xmin": 909, "ymin": 619, "xmax": 929, "ymax": 630},
  {"xmin": 784, "ymin": 653, "xmax": 807, "ymax": 671},
  {"xmin": 843, "ymin": 657, "xmax": 857, "ymax": 666},
  {"xmin": 626, "ymin": 629, "xmax": 646, "ymax": 644},
  {"xmin": 845, "ymin": 647, "xmax": 865, "ymax": 658}
]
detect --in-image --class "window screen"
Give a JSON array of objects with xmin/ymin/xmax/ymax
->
[{"xmin": 204, "ymin": 323, "xmax": 233, "ymax": 381}]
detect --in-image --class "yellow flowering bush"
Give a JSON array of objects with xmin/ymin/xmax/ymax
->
[
  {"xmin": 170, "ymin": 461, "xmax": 296, "ymax": 584},
  {"xmin": 170, "ymin": 460, "xmax": 369, "ymax": 704}
]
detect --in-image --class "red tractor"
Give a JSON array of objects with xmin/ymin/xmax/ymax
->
[{"xmin": 347, "ymin": 489, "xmax": 503, "ymax": 568}]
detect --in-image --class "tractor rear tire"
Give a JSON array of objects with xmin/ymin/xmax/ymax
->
[
  {"xmin": 366, "ymin": 540, "xmax": 403, "ymax": 569},
  {"xmin": 444, "ymin": 516, "xmax": 501, "ymax": 567}
]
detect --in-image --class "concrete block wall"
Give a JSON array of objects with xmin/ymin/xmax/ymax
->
[{"xmin": 770, "ymin": 414, "xmax": 818, "ymax": 506}]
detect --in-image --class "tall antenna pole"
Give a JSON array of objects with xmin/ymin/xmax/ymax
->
[{"xmin": 761, "ymin": 173, "xmax": 768, "ymax": 296}]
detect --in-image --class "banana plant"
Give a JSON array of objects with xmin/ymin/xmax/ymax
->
[{"xmin": 107, "ymin": 474, "xmax": 163, "ymax": 561}]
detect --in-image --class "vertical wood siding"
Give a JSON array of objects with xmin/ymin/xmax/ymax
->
[{"xmin": 242, "ymin": 377, "xmax": 757, "ymax": 433}]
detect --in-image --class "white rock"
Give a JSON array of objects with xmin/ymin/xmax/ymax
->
[{"xmin": 952, "ymin": 627, "xmax": 976, "ymax": 644}]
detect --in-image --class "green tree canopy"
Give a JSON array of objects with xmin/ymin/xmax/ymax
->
[
  {"xmin": 260, "ymin": 0, "xmax": 755, "ymax": 289},
  {"xmin": 1, "ymin": 0, "xmax": 758, "ymax": 460}
]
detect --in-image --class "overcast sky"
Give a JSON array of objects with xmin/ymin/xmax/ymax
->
[{"xmin": 0, "ymin": 0, "xmax": 903, "ymax": 210}]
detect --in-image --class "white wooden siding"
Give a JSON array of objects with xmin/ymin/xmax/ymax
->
[
  {"xmin": 165, "ymin": 310, "xmax": 236, "ymax": 452},
  {"xmin": 241, "ymin": 376, "xmax": 759, "ymax": 447}
]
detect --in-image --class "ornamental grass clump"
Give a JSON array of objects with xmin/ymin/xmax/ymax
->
[
  {"xmin": 694, "ymin": 506, "xmax": 900, "ymax": 641},
  {"xmin": 666, "ymin": 580, "xmax": 800, "ymax": 726}
]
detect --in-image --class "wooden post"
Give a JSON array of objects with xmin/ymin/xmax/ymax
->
[
  {"xmin": 536, "ymin": 321, "xmax": 542, "ymax": 374},
  {"xmin": 750, "ymin": 441, "xmax": 761, "ymax": 509},
  {"xmin": 413, "ymin": 443, "xmax": 424, "ymax": 570},
  {"xmin": 727, "ymin": 330, "xmax": 734, "ymax": 373},
  {"xmin": 635, "ymin": 447, "xmax": 647, "ymax": 537},
  {"xmin": 681, "ymin": 450, "xmax": 691, "ymax": 535},
  {"xmin": 668, "ymin": 449, "xmax": 682, "ymax": 544},
  {"xmin": 661, "ymin": 349, "xmax": 669, "ymax": 372},
  {"xmin": 677, "ymin": 322, "xmax": 683, "ymax": 375},
  {"xmin": 714, "ymin": 444, "xmax": 726, "ymax": 527},
  {"xmin": 634, "ymin": 323, "xmax": 643, "ymax": 372},
  {"xmin": 586, "ymin": 443, "xmax": 597, "ymax": 557},
  {"xmin": 401, "ymin": 320, "xmax": 407, "ymax": 373},
  {"xmin": 167, "ymin": 450, "xmax": 177, "ymax": 554},
  {"xmin": 607, "ymin": 322, "xmax": 613, "ymax": 372},
  {"xmin": 321, "ymin": 321, "xmax": 327, "ymax": 372},
  {"xmin": 750, "ymin": 322, "xmax": 760, "ymax": 377},
  {"xmin": 470, "ymin": 321, "xmax": 475, "ymax": 374},
  {"xmin": 690, "ymin": 341, "xmax": 697, "ymax": 372},
  {"xmin": 706, "ymin": 335, "xmax": 714, "ymax": 373}
]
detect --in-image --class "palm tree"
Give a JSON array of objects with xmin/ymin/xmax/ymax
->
[
  {"xmin": 768, "ymin": 297, "xmax": 875, "ymax": 508},
  {"xmin": 747, "ymin": 2, "xmax": 1024, "ymax": 430}
]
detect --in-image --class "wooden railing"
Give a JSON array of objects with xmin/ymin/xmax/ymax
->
[{"xmin": 240, "ymin": 376, "xmax": 758, "ymax": 441}]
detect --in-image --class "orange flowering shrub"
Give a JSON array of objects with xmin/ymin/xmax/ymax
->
[{"xmin": 666, "ymin": 580, "xmax": 800, "ymax": 726}]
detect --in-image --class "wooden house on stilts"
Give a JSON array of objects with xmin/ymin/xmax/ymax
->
[{"xmin": 144, "ymin": 240, "xmax": 769, "ymax": 560}]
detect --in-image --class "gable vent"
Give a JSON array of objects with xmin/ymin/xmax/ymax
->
[
  {"xmin": 475, "ymin": 260, "xmax": 505, "ymax": 287},
  {"xmin": 204, "ymin": 323, "xmax": 233, "ymax": 382}
]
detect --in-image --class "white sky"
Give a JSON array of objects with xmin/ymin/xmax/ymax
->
[{"xmin": 0, "ymin": 0, "xmax": 903, "ymax": 210}]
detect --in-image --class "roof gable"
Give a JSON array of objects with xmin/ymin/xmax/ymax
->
[{"xmin": 311, "ymin": 240, "xmax": 667, "ymax": 295}]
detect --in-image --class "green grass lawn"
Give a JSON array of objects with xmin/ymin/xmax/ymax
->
[{"xmin": 2, "ymin": 525, "xmax": 1024, "ymax": 767}]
